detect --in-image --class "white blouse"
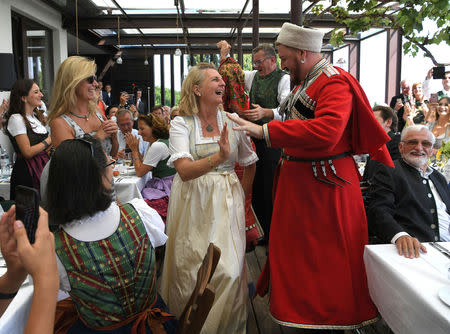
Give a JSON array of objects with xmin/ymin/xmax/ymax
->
[
  {"xmin": 143, "ymin": 141, "xmax": 170, "ymax": 167},
  {"xmin": 167, "ymin": 111, "xmax": 258, "ymax": 168},
  {"xmin": 56, "ymin": 199, "xmax": 167, "ymax": 291},
  {"xmin": 7, "ymin": 113, "xmax": 47, "ymax": 136}
]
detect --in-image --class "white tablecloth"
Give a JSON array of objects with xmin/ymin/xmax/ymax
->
[
  {"xmin": 114, "ymin": 171, "xmax": 150, "ymax": 203},
  {"xmin": 364, "ymin": 243, "xmax": 450, "ymax": 334},
  {"xmin": 0, "ymin": 180, "xmax": 9, "ymax": 200}
]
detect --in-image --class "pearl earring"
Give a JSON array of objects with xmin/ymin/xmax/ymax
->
[
  {"xmin": 300, "ymin": 59, "xmax": 305, "ymax": 64},
  {"xmin": 197, "ymin": 93, "xmax": 202, "ymax": 97}
]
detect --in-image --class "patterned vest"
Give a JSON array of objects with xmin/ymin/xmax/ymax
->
[
  {"xmin": 54, "ymin": 204, "xmax": 157, "ymax": 328},
  {"xmin": 183, "ymin": 111, "xmax": 237, "ymax": 171},
  {"xmin": 249, "ymin": 68, "xmax": 285, "ymax": 125},
  {"xmin": 152, "ymin": 139, "xmax": 176, "ymax": 178}
]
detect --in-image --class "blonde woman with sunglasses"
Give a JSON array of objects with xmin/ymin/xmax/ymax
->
[{"xmin": 47, "ymin": 56, "xmax": 118, "ymax": 157}]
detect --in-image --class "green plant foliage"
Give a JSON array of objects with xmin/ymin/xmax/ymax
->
[
  {"xmin": 315, "ymin": 0, "xmax": 450, "ymax": 65},
  {"xmin": 154, "ymin": 86, "xmax": 181, "ymax": 106}
]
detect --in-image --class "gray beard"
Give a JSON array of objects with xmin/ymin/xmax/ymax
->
[{"xmin": 403, "ymin": 153, "xmax": 428, "ymax": 169}]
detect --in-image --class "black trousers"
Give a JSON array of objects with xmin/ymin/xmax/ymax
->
[{"xmin": 251, "ymin": 138, "xmax": 281, "ymax": 242}]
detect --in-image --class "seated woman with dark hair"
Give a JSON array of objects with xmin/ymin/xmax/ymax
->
[
  {"xmin": 125, "ymin": 114, "xmax": 176, "ymax": 222},
  {"xmin": 47, "ymin": 135, "xmax": 176, "ymax": 334}
]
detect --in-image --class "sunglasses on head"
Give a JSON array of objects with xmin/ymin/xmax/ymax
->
[{"xmin": 85, "ymin": 75, "xmax": 98, "ymax": 84}]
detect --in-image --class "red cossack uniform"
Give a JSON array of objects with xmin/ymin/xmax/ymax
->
[{"xmin": 256, "ymin": 59, "xmax": 393, "ymax": 330}]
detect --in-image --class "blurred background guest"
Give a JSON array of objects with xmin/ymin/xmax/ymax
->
[
  {"xmin": 126, "ymin": 114, "xmax": 176, "ymax": 222},
  {"xmin": 115, "ymin": 109, "xmax": 147, "ymax": 159},
  {"xmin": 428, "ymin": 96, "xmax": 450, "ymax": 149},
  {"xmin": 411, "ymin": 82, "xmax": 427, "ymax": 124},
  {"xmin": 160, "ymin": 63, "xmax": 257, "ymax": 333},
  {"xmin": 4, "ymin": 79, "xmax": 50, "ymax": 199},
  {"xmin": 48, "ymin": 136, "xmax": 175, "ymax": 333},
  {"xmin": 102, "ymin": 83, "xmax": 112, "ymax": 108},
  {"xmin": 135, "ymin": 88, "xmax": 146, "ymax": 115},
  {"xmin": 390, "ymin": 79, "xmax": 412, "ymax": 132},
  {"xmin": 151, "ymin": 105, "xmax": 164, "ymax": 119},
  {"xmin": 169, "ymin": 106, "xmax": 180, "ymax": 121}
]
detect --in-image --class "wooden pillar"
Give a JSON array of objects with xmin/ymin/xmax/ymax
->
[
  {"xmin": 170, "ymin": 54, "xmax": 175, "ymax": 106},
  {"xmin": 252, "ymin": 0, "xmax": 259, "ymax": 49},
  {"xmin": 385, "ymin": 29, "xmax": 402, "ymax": 103},
  {"xmin": 189, "ymin": 53, "xmax": 194, "ymax": 66},
  {"xmin": 291, "ymin": 0, "xmax": 302, "ymax": 25},
  {"xmin": 160, "ymin": 54, "xmax": 165, "ymax": 105},
  {"xmin": 237, "ymin": 27, "xmax": 243, "ymax": 65},
  {"xmin": 149, "ymin": 54, "xmax": 155, "ymax": 110},
  {"xmin": 180, "ymin": 53, "xmax": 185, "ymax": 86},
  {"xmin": 348, "ymin": 41, "xmax": 360, "ymax": 81}
]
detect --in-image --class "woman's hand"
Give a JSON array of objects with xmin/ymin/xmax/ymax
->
[
  {"xmin": 125, "ymin": 132, "xmax": 139, "ymax": 152},
  {"xmin": 96, "ymin": 119, "xmax": 118, "ymax": 141},
  {"xmin": 217, "ymin": 122, "xmax": 230, "ymax": 163},
  {"xmin": 13, "ymin": 208, "xmax": 58, "ymax": 285},
  {"xmin": 101, "ymin": 119, "xmax": 118, "ymax": 136},
  {"xmin": 0, "ymin": 207, "xmax": 27, "ymax": 287},
  {"xmin": 0, "ymin": 99, "xmax": 9, "ymax": 115}
]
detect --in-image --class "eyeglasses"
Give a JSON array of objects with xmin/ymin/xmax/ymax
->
[
  {"xmin": 85, "ymin": 75, "xmax": 98, "ymax": 84},
  {"xmin": 402, "ymin": 139, "xmax": 433, "ymax": 149},
  {"xmin": 104, "ymin": 158, "xmax": 116, "ymax": 168},
  {"xmin": 252, "ymin": 57, "xmax": 270, "ymax": 67}
]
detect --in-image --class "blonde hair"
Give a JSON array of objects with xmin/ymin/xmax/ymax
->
[
  {"xmin": 178, "ymin": 63, "xmax": 221, "ymax": 116},
  {"xmin": 48, "ymin": 56, "xmax": 97, "ymax": 122}
]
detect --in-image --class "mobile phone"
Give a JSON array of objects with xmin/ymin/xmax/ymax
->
[
  {"xmin": 430, "ymin": 93, "xmax": 438, "ymax": 104},
  {"xmin": 432, "ymin": 66, "xmax": 446, "ymax": 80},
  {"xmin": 15, "ymin": 186, "xmax": 39, "ymax": 244}
]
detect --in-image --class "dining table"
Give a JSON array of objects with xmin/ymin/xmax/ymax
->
[
  {"xmin": 113, "ymin": 164, "xmax": 151, "ymax": 203},
  {"xmin": 364, "ymin": 242, "xmax": 450, "ymax": 334}
]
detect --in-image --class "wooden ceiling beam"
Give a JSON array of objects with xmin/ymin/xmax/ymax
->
[{"xmin": 72, "ymin": 13, "xmax": 344, "ymax": 30}]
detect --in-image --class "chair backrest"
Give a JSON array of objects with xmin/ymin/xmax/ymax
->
[{"xmin": 177, "ymin": 243, "xmax": 221, "ymax": 334}]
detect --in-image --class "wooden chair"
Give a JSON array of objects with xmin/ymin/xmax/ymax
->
[{"xmin": 176, "ymin": 243, "xmax": 221, "ymax": 334}]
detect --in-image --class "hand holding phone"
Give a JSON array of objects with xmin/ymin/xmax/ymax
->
[{"xmin": 15, "ymin": 186, "xmax": 39, "ymax": 244}]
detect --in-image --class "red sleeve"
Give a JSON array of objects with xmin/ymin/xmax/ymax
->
[{"xmin": 266, "ymin": 76, "xmax": 353, "ymax": 154}]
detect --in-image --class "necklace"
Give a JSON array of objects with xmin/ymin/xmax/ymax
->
[
  {"xmin": 205, "ymin": 123, "xmax": 214, "ymax": 132},
  {"xmin": 70, "ymin": 111, "xmax": 89, "ymax": 121}
]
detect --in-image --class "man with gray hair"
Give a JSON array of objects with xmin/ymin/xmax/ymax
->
[
  {"xmin": 115, "ymin": 109, "xmax": 147, "ymax": 158},
  {"xmin": 368, "ymin": 125, "xmax": 450, "ymax": 257},
  {"xmin": 218, "ymin": 41, "xmax": 290, "ymax": 246},
  {"xmin": 228, "ymin": 22, "xmax": 393, "ymax": 331},
  {"xmin": 389, "ymin": 79, "xmax": 412, "ymax": 131}
]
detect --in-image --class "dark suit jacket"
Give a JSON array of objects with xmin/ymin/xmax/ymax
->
[
  {"xmin": 367, "ymin": 159, "xmax": 450, "ymax": 242},
  {"xmin": 135, "ymin": 98, "xmax": 146, "ymax": 115},
  {"xmin": 102, "ymin": 91, "xmax": 112, "ymax": 107}
]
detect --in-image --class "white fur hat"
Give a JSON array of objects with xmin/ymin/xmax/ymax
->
[{"xmin": 276, "ymin": 22, "xmax": 324, "ymax": 52}]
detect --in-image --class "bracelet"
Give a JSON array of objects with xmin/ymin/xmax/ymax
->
[
  {"xmin": 207, "ymin": 156, "xmax": 215, "ymax": 170},
  {"xmin": 42, "ymin": 140, "xmax": 50, "ymax": 150},
  {"xmin": 131, "ymin": 157, "xmax": 140, "ymax": 162},
  {"xmin": 0, "ymin": 291, "xmax": 18, "ymax": 299}
]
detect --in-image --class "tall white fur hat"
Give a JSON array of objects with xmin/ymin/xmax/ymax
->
[{"xmin": 276, "ymin": 22, "xmax": 324, "ymax": 52}]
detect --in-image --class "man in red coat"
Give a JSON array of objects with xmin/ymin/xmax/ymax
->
[{"xmin": 228, "ymin": 22, "xmax": 393, "ymax": 331}]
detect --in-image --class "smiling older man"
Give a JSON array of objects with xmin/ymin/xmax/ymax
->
[{"xmin": 368, "ymin": 125, "xmax": 450, "ymax": 257}]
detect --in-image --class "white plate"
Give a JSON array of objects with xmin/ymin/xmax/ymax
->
[{"xmin": 438, "ymin": 286, "xmax": 450, "ymax": 306}]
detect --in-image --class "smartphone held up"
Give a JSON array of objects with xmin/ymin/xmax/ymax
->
[{"xmin": 15, "ymin": 185, "xmax": 39, "ymax": 244}]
